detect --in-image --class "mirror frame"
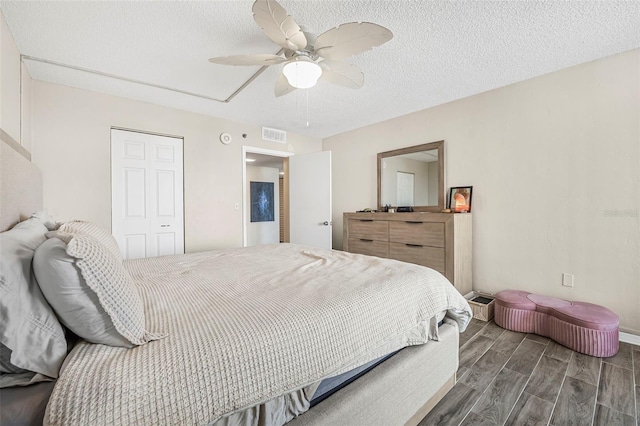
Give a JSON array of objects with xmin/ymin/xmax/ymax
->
[{"xmin": 377, "ymin": 140, "xmax": 445, "ymax": 212}]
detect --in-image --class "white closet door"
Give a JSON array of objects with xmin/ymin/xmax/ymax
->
[{"xmin": 111, "ymin": 129, "xmax": 184, "ymax": 259}]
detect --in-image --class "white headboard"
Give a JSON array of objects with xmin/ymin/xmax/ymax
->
[{"xmin": 0, "ymin": 137, "xmax": 43, "ymax": 231}]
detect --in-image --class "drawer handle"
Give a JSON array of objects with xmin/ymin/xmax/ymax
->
[
  {"xmin": 405, "ymin": 221, "xmax": 423, "ymax": 224},
  {"xmin": 359, "ymin": 219, "xmax": 374, "ymax": 222},
  {"xmin": 360, "ymin": 239, "xmax": 374, "ymax": 242},
  {"xmin": 405, "ymin": 243, "xmax": 423, "ymax": 247}
]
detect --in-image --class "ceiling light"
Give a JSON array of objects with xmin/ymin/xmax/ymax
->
[
  {"xmin": 282, "ymin": 58, "xmax": 322, "ymax": 89},
  {"xmin": 245, "ymin": 158, "xmax": 256, "ymax": 162}
]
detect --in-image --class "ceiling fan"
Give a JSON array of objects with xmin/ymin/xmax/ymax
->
[{"xmin": 209, "ymin": 0, "xmax": 393, "ymax": 97}]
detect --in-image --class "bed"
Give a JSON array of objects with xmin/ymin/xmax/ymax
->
[{"xmin": 0, "ymin": 138, "xmax": 472, "ymax": 425}]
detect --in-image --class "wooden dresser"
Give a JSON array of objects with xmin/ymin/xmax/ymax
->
[{"xmin": 343, "ymin": 212, "xmax": 472, "ymax": 295}]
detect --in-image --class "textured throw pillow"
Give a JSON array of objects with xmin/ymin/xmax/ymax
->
[
  {"xmin": 59, "ymin": 220, "xmax": 122, "ymax": 261},
  {"xmin": 36, "ymin": 232, "xmax": 166, "ymax": 347},
  {"xmin": 33, "ymin": 238, "xmax": 132, "ymax": 347},
  {"xmin": 0, "ymin": 219, "xmax": 68, "ymax": 384}
]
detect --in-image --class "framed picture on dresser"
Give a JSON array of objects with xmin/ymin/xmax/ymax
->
[{"xmin": 448, "ymin": 186, "xmax": 473, "ymax": 213}]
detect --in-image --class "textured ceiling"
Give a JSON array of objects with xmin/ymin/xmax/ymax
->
[{"xmin": 2, "ymin": 1, "xmax": 639, "ymax": 139}]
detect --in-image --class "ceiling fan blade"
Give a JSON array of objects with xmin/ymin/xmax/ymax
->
[
  {"xmin": 319, "ymin": 60, "xmax": 364, "ymax": 89},
  {"xmin": 252, "ymin": 0, "xmax": 308, "ymax": 51},
  {"xmin": 275, "ymin": 73, "xmax": 296, "ymax": 97},
  {"xmin": 315, "ymin": 22, "xmax": 393, "ymax": 61},
  {"xmin": 208, "ymin": 54, "xmax": 286, "ymax": 66}
]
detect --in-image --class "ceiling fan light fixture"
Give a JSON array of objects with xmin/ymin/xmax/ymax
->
[
  {"xmin": 282, "ymin": 58, "xmax": 322, "ymax": 89},
  {"xmin": 208, "ymin": 0, "xmax": 393, "ymax": 97}
]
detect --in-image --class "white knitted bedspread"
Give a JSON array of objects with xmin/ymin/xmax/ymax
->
[{"xmin": 44, "ymin": 244, "xmax": 472, "ymax": 425}]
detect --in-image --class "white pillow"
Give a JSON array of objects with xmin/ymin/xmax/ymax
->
[
  {"xmin": 58, "ymin": 220, "xmax": 122, "ymax": 261},
  {"xmin": 35, "ymin": 232, "xmax": 166, "ymax": 347},
  {"xmin": 0, "ymin": 219, "xmax": 67, "ymax": 385}
]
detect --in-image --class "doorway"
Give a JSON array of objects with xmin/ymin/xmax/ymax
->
[
  {"xmin": 242, "ymin": 147, "xmax": 333, "ymax": 249},
  {"xmin": 242, "ymin": 146, "xmax": 292, "ymax": 247}
]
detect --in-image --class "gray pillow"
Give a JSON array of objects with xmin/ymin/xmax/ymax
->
[
  {"xmin": 35, "ymin": 232, "xmax": 166, "ymax": 347},
  {"xmin": 33, "ymin": 238, "xmax": 132, "ymax": 347},
  {"xmin": 30, "ymin": 210, "xmax": 60, "ymax": 231},
  {"xmin": 0, "ymin": 218, "xmax": 67, "ymax": 385}
]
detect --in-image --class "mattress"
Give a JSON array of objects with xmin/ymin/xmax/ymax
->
[{"xmin": 44, "ymin": 244, "xmax": 471, "ymax": 425}]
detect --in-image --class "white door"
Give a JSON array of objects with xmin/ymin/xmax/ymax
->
[
  {"xmin": 111, "ymin": 129, "xmax": 184, "ymax": 259},
  {"xmin": 289, "ymin": 151, "xmax": 332, "ymax": 249},
  {"xmin": 396, "ymin": 171, "xmax": 415, "ymax": 206}
]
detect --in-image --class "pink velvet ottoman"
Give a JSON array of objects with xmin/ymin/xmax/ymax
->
[{"xmin": 494, "ymin": 290, "xmax": 619, "ymax": 357}]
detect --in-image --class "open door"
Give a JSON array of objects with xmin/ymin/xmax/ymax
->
[{"xmin": 289, "ymin": 151, "xmax": 332, "ymax": 249}]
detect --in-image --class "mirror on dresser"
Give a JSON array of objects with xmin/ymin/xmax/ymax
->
[{"xmin": 377, "ymin": 140, "xmax": 444, "ymax": 212}]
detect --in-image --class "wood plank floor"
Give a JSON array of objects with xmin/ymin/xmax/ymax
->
[{"xmin": 420, "ymin": 319, "xmax": 639, "ymax": 426}]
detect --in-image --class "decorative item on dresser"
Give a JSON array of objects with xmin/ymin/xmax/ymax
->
[
  {"xmin": 448, "ymin": 186, "xmax": 473, "ymax": 213},
  {"xmin": 343, "ymin": 212, "xmax": 472, "ymax": 296}
]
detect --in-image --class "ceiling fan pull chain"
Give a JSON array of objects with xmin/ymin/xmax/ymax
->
[{"xmin": 306, "ymin": 90, "xmax": 310, "ymax": 127}]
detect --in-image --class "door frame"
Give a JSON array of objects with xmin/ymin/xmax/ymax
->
[
  {"xmin": 242, "ymin": 146, "xmax": 294, "ymax": 247},
  {"xmin": 110, "ymin": 126, "xmax": 186, "ymax": 235}
]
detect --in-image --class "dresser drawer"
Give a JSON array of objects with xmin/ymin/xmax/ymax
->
[
  {"xmin": 389, "ymin": 221, "xmax": 445, "ymax": 247},
  {"xmin": 348, "ymin": 219, "xmax": 389, "ymax": 241},
  {"xmin": 348, "ymin": 238, "xmax": 389, "ymax": 258},
  {"xmin": 389, "ymin": 242, "xmax": 445, "ymax": 274}
]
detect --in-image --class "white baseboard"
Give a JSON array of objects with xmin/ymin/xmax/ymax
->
[{"xmin": 619, "ymin": 331, "xmax": 640, "ymax": 346}]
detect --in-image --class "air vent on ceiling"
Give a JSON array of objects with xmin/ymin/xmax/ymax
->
[{"xmin": 262, "ymin": 127, "xmax": 287, "ymax": 144}]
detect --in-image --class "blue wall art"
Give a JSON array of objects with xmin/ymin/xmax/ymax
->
[{"xmin": 250, "ymin": 181, "xmax": 274, "ymax": 222}]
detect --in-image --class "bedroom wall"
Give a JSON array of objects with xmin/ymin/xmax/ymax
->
[
  {"xmin": 323, "ymin": 49, "xmax": 640, "ymax": 334},
  {"xmin": 0, "ymin": 10, "xmax": 31, "ymax": 151},
  {"xmin": 20, "ymin": 61, "xmax": 31, "ymax": 153},
  {"xmin": 30, "ymin": 81, "xmax": 322, "ymax": 252},
  {"xmin": 246, "ymin": 166, "xmax": 280, "ymax": 246}
]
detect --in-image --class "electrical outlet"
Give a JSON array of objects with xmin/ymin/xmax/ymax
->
[
  {"xmin": 562, "ymin": 273, "xmax": 574, "ymax": 287},
  {"xmin": 234, "ymin": 203, "xmax": 239, "ymax": 210}
]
